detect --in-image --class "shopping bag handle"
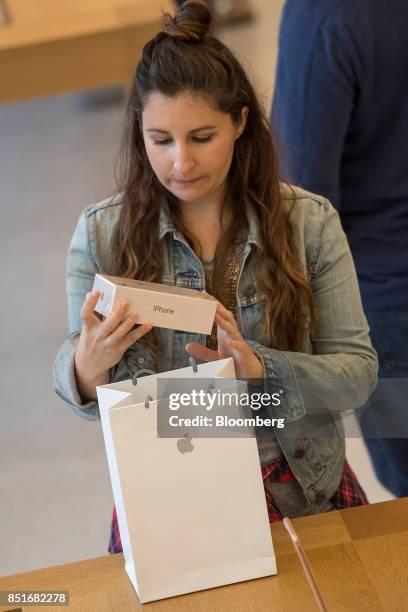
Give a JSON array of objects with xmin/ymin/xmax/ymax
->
[
  {"xmin": 132, "ymin": 358, "xmax": 198, "ymax": 382},
  {"xmin": 131, "ymin": 369, "xmax": 156, "ymax": 409},
  {"xmin": 132, "ymin": 369, "xmax": 156, "ymax": 386},
  {"xmin": 189, "ymin": 356, "xmax": 198, "ymax": 373}
]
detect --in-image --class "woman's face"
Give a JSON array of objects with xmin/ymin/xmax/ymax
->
[{"xmin": 142, "ymin": 91, "xmax": 247, "ymax": 207}]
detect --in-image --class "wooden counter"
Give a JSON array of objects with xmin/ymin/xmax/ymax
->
[
  {"xmin": 0, "ymin": 0, "xmax": 173, "ymax": 103},
  {"xmin": 0, "ymin": 498, "xmax": 407, "ymax": 611}
]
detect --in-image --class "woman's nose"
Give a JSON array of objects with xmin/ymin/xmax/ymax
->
[{"xmin": 173, "ymin": 145, "xmax": 195, "ymax": 175}]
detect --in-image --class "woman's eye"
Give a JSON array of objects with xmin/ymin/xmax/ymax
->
[
  {"xmin": 192, "ymin": 135, "xmax": 213, "ymax": 143},
  {"xmin": 153, "ymin": 135, "xmax": 213, "ymax": 146}
]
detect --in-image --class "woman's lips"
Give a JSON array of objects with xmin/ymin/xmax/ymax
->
[{"xmin": 171, "ymin": 177, "xmax": 203, "ymax": 185}]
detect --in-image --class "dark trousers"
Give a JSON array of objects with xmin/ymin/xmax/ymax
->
[{"xmin": 357, "ymin": 311, "xmax": 408, "ymax": 497}]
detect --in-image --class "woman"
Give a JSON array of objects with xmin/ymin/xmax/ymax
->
[{"xmin": 54, "ymin": 0, "xmax": 378, "ymax": 554}]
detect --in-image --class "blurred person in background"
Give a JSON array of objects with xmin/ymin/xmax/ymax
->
[{"xmin": 271, "ymin": 0, "xmax": 408, "ymax": 497}]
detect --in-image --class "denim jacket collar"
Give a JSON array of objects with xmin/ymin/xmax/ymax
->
[{"xmin": 158, "ymin": 206, "xmax": 262, "ymax": 250}]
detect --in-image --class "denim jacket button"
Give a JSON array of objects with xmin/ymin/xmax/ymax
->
[
  {"xmin": 137, "ymin": 357, "xmax": 145, "ymax": 365},
  {"xmin": 294, "ymin": 448, "xmax": 305, "ymax": 459},
  {"xmin": 244, "ymin": 284, "xmax": 255, "ymax": 297}
]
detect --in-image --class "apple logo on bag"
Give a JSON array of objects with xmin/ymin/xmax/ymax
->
[{"xmin": 177, "ymin": 433, "xmax": 194, "ymax": 454}]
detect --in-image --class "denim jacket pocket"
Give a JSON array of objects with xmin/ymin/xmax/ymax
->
[
  {"xmin": 237, "ymin": 291, "xmax": 269, "ymax": 343},
  {"xmin": 119, "ymin": 345, "xmax": 157, "ymax": 378},
  {"xmin": 174, "ymin": 270, "xmax": 205, "ymax": 290}
]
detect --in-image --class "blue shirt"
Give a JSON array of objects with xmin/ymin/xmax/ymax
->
[{"xmin": 271, "ymin": 0, "xmax": 408, "ymax": 310}]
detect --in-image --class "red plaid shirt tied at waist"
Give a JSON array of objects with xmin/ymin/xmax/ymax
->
[{"xmin": 108, "ymin": 456, "xmax": 368, "ymax": 554}]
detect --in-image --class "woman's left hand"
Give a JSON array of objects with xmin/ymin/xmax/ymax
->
[{"xmin": 185, "ymin": 301, "xmax": 263, "ymax": 379}]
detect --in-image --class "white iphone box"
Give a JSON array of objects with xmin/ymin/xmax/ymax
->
[{"xmin": 92, "ymin": 274, "xmax": 217, "ymax": 334}]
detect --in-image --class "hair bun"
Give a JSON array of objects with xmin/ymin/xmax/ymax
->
[{"xmin": 162, "ymin": 0, "xmax": 214, "ymax": 42}]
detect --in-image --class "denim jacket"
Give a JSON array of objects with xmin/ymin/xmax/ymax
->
[{"xmin": 53, "ymin": 184, "xmax": 378, "ymax": 511}]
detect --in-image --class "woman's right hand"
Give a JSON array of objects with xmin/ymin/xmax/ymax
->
[{"xmin": 74, "ymin": 290, "xmax": 153, "ymax": 401}]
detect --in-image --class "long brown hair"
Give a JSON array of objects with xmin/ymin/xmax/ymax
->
[{"xmin": 112, "ymin": 0, "xmax": 314, "ymax": 358}]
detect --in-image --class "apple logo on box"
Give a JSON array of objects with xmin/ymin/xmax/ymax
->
[{"xmin": 177, "ymin": 433, "xmax": 194, "ymax": 454}]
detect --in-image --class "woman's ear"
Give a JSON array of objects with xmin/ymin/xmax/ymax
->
[{"xmin": 235, "ymin": 106, "xmax": 249, "ymax": 139}]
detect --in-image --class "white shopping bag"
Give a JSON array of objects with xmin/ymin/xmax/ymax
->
[{"xmin": 97, "ymin": 357, "xmax": 276, "ymax": 603}]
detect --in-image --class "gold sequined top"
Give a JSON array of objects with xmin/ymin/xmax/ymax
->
[{"xmin": 202, "ymin": 245, "xmax": 241, "ymax": 350}]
